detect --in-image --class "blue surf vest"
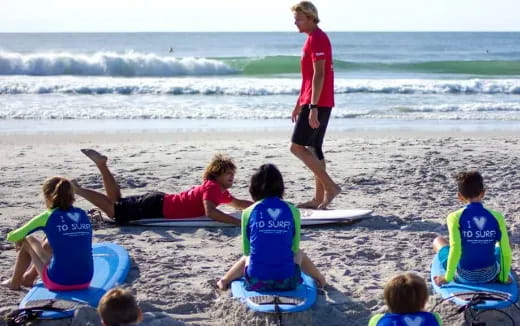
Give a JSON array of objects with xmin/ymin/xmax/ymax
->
[
  {"xmin": 242, "ymin": 197, "xmax": 300, "ymax": 280},
  {"xmin": 369, "ymin": 312, "xmax": 441, "ymax": 326}
]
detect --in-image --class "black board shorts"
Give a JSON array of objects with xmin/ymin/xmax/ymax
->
[
  {"xmin": 291, "ymin": 104, "xmax": 332, "ymax": 160},
  {"xmin": 113, "ymin": 192, "xmax": 165, "ymax": 224}
]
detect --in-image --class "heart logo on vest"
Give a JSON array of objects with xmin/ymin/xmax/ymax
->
[
  {"xmin": 267, "ymin": 208, "xmax": 281, "ymax": 220},
  {"xmin": 473, "ymin": 216, "xmax": 487, "ymax": 231},
  {"xmin": 67, "ymin": 212, "xmax": 81, "ymax": 223},
  {"xmin": 403, "ymin": 316, "xmax": 423, "ymax": 326}
]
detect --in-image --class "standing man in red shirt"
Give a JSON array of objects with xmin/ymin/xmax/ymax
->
[{"xmin": 290, "ymin": 1, "xmax": 340, "ymax": 209}]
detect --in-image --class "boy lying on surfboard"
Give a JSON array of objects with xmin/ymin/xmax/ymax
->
[{"xmin": 72, "ymin": 149, "xmax": 253, "ymax": 226}]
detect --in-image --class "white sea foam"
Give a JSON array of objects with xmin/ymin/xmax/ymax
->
[
  {"xmin": 0, "ymin": 51, "xmax": 236, "ymax": 77},
  {"xmin": 1, "ymin": 76, "xmax": 520, "ymax": 95}
]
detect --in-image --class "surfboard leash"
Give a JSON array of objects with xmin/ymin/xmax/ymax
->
[
  {"xmin": 273, "ymin": 296, "xmax": 284, "ymax": 326},
  {"xmin": 431, "ymin": 291, "xmax": 520, "ymax": 326}
]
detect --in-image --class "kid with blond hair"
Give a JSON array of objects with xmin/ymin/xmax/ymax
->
[{"xmin": 3, "ymin": 177, "xmax": 93, "ymax": 291}]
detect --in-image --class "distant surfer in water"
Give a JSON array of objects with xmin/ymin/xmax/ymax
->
[
  {"xmin": 290, "ymin": 1, "xmax": 340, "ymax": 209},
  {"xmin": 72, "ymin": 149, "xmax": 252, "ymax": 226},
  {"xmin": 169, "ymin": 47, "xmax": 174, "ymax": 54}
]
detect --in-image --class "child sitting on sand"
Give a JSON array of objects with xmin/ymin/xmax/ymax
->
[
  {"xmin": 369, "ymin": 273, "xmax": 442, "ymax": 326},
  {"xmin": 98, "ymin": 287, "xmax": 142, "ymax": 326},
  {"xmin": 3, "ymin": 177, "xmax": 93, "ymax": 291},
  {"xmin": 433, "ymin": 171, "xmax": 512, "ymax": 286},
  {"xmin": 73, "ymin": 149, "xmax": 252, "ymax": 226},
  {"xmin": 217, "ymin": 163, "xmax": 326, "ymax": 290}
]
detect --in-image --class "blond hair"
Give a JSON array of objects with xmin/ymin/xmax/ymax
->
[
  {"xmin": 98, "ymin": 288, "xmax": 141, "ymax": 326},
  {"xmin": 202, "ymin": 154, "xmax": 236, "ymax": 181},
  {"xmin": 291, "ymin": 1, "xmax": 320, "ymax": 23},
  {"xmin": 384, "ymin": 273, "xmax": 429, "ymax": 314},
  {"xmin": 42, "ymin": 177, "xmax": 74, "ymax": 210}
]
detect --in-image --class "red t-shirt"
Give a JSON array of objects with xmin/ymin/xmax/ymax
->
[
  {"xmin": 299, "ymin": 28, "xmax": 334, "ymax": 108},
  {"xmin": 161, "ymin": 180, "xmax": 234, "ymax": 219}
]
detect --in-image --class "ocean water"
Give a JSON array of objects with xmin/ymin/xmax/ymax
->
[{"xmin": 1, "ymin": 32, "xmax": 520, "ymax": 133}]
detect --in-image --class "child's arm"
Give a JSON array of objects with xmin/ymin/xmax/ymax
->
[
  {"xmin": 434, "ymin": 312, "xmax": 443, "ymax": 325},
  {"xmin": 6, "ymin": 210, "xmax": 52, "ymax": 243},
  {"xmin": 228, "ymin": 198, "xmax": 253, "ymax": 210},
  {"xmin": 367, "ymin": 314, "xmax": 383, "ymax": 326},
  {"xmin": 288, "ymin": 203, "xmax": 301, "ymax": 254},
  {"xmin": 445, "ymin": 211, "xmax": 463, "ymax": 282},
  {"xmin": 241, "ymin": 206, "xmax": 254, "ymax": 256},
  {"xmin": 493, "ymin": 211, "xmax": 512, "ymax": 283},
  {"xmin": 203, "ymin": 200, "xmax": 241, "ymax": 226}
]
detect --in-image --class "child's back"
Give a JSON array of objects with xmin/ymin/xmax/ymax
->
[
  {"xmin": 4, "ymin": 177, "xmax": 93, "ymax": 291},
  {"xmin": 433, "ymin": 171, "xmax": 512, "ymax": 286},
  {"xmin": 369, "ymin": 311, "xmax": 440, "ymax": 326},
  {"xmin": 243, "ymin": 196, "xmax": 299, "ymax": 281},
  {"xmin": 446, "ymin": 201, "xmax": 510, "ymax": 283}
]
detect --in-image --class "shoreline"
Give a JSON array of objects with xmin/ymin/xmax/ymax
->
[
  {"xmin": 2, "ymin": 126, "xmax": 520, "ymax": 145},
  {"xmin": 3, "ymin": 118, "xmax": 520, "ymax": 137}
]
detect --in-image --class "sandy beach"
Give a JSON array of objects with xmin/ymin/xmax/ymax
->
[{"xmin": 1, "ymin": 129, "xmax": 519, "ymax": 326}]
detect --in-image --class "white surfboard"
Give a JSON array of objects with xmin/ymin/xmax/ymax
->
[{"xmin": 110, "ymin": 209, "xmax": 372, "ymax": 227}]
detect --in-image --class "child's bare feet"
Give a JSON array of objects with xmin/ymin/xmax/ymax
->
[
  {"xmin": 80, "ymin": 149, "xmax": 107, "ymax": 165},
  {"xmin": 21, "ymin": 269, "xmax": 37, "ymax": 287},
  {"xmin": 1, "ymin": 279, "xmax": 21, "ymax": 291},
  {"xmin": 315, "ymin": 276, "xmax": 327, "ymax": 289},
  {"xmin": 216, "ymin": 278, "xmax": 230, "ymax": 290}
]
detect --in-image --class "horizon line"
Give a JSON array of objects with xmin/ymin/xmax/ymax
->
[{"xmin": 1, "ymin": 30, "xmax": 520, "ymax": 34}]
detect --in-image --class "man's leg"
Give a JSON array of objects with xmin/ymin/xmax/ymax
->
[
  {"xmin": 290, "ymin": 143, "xmax": 340, "ymax": 209},
  {"xmin": 297, "ymin": 148, "xmax": 325, "ymax": 209}
]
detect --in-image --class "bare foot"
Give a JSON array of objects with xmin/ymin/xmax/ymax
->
[
  {"xmin": 70, "ymin": 179, "xmax": 82, "ymax": 192},
  {"xmin": 296, "ymin": 199, "xmax": 320, "ymax": 209},
  {"xmin": 315, "ymin": 276, "xmax": 327, "ymax": 289},
  {"xmin": 1, "ymin": 279, "xmax": 21, "ymax": 291},
  {"xmin": 21, "ymin": 269, "xmax": 37, "ymax": 287},
  {"xmin": 80, "ymin": 149, "xmax": 107, "ymax": 165},
  {"xmin": 317, "ymin": 185, "xmax": 341, "ymax": 210},
  {"xmin": 216, "ymin": 278, "xmax": 229, "ymax": 291}
]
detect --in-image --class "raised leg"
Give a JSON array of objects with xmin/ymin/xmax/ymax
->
[
  {"xmin": 72, "ymin": 179, "xmax": 116, "ymax": 218},
  {"xmin": 81, "ymin": 149, "xmax": 121, "ymax": 202}
]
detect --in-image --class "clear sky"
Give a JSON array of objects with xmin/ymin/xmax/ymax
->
[{"xmin": 1, "ymin": 0, "xmax": 519, "ymax": 33}]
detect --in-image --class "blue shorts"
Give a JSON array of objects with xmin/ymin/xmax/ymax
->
[{"xmin": 438, "ymin": 246, "xmax": 500, "ymax": 283}]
